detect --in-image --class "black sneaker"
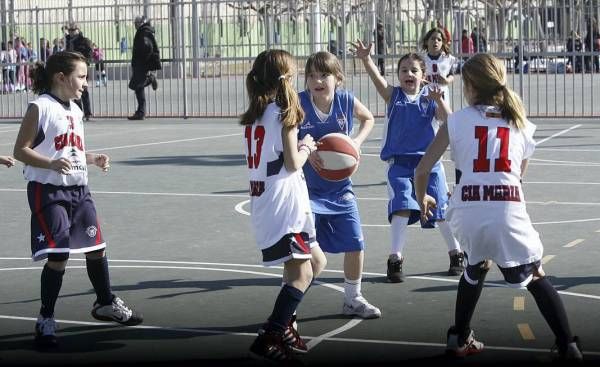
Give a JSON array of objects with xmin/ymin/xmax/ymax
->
[
  {"xmin": 91, "ymin": 296, "xmax": 143, "ymax": 326},
  {"xmin": 249, "ymin": 329, "xmax": 293, "ymax": 362},
  {"xmin": 387, "ymin": 255, "xmax": 405, "ymax": 283},
  {"xmin": 448, "ymin": 252, "xmax": 466, "ymax": 276},
  {"xmin": 258, "ymin": 315, "xmax": 308, "ymax": 354},
  {"xmin": 554, "ymin": 336, "xmax": 583, "ymax": 361},
  {"xmin": 34, "ymin": 315, "xmax": 58, "ymax": 348},
  {"xmin": 127, "ymin": 112, "xmax": 145, "ymax": 120}
]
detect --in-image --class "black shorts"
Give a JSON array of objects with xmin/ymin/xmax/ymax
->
[
  {"xmin": 28, "ymin": 182, "xmax": 106, "ymax": 261},
  {"xmin": 261, "ymin": 232, "xmax": 312, "ymax": 266},
  {"xmin": 465, "ymin": 260, "xmax": 542, "ymax": 288}
]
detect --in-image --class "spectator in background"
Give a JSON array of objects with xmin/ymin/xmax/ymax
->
[
  {"xmin": 128, "ymin": 15, "xmax": 160, "ymax": 120},
  {"xmin": 120, "ymin": 37, "xmax": 128, "ymax": 55},
  {"xmin": 39, "ymin": 38, "xmax": 51, "ymax": 62},
  {"xmin": 584, "ymin": 18, "xmax": 600, "ymax": 73},
  {"xmin": 52, "ymin": 38, "xmax": 62, "ymax": 54},
  {"xmin": 92, "ymin": 43, "xmax": 107, "ymax": 87},
  {"xmin": 65, "ymin": 21, "xmax": 93, "ymax": 120},
  {"xmin": 566, "ymin": 31, "xmax": 583, "ymax": 73},
  {"xmin": 471, "ymin": 27, "xmax": 487, "ymax": 53},
  {"xmin": 376, "ymin": 21, "xmax": 385, "ymax": 75},
  {"xmin": 461, "ymin": 29, "xmax": 474, "ymax": 56}
]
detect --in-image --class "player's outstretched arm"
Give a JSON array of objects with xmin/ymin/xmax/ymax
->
[
  {"xmin": 0, "ymin": 155, "xmax": 15, "ymax": 168},
  {"xmin": 86, "ymin": 153, "xmax": 110, "ymax": 172},
  {"xmin": 429, "ymin": 85, "xmax": 452, "ymax": 123},
  {"xmin": 350, "ymin": 39, "xmax": 393, "ymax": 103}
]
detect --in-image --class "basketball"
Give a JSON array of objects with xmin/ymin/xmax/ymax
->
[{"xmin": 313, "ymin": 133, "xmax": 360, "ymax": 181}]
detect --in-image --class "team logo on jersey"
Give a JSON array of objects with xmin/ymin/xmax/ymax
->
[
  {"xmin": 337, "ymin": 116, "xmax": 347, "ymax": 131},
  {"xmin": 86, "ymin": 226, "xmax": 98, "ymax": 238},
  {"xmin": 300, "ymin": 121, "xmax": 314, "ymax": 129},
  {"xmin": 420, "ymin": 100, "xmax": 430, "ymax": 111}
]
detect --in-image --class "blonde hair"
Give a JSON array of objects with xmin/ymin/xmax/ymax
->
[
  {"xmin": 461, "ymin": 53, "xmax": 527, "ymax": 129},
  {"xmin": 240, "ymin": 49, "xmax": 304, "ymax": 128},
  {"xmin": 304, "ymin": 51, "xmax": 344, "ymax": 87}
]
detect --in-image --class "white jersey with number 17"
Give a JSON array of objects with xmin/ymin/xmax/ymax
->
[{"xmin": 244, "ymin": 103, "xmax": 315, "ymax": 251}]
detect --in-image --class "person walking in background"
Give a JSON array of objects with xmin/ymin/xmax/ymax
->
[
  {"xmin": 584, "ymin": 18, "xmax": 600, "ymax": 73},
  {"xmin": 240, "ymin": 49, "xmax": 327, "ymax": 362},
  {"xmin": 39, "ymin": 38, "xmax": 51, "ymax": 63},
  {"xmin": 566, "ymin": 31, "xmax": 583, "ymax": 73},
  {"xmin": 65, "ymin": 22, "xmax": 93, "ymax": 120},
  {"xmin": 13, "ymin": 51, "xmax": 143, "ymax": 349},
  {"xmin": 376, "ymin": 22, "xmax": 386, "ymax": 76},
  {"xmin": 461, "ymin": 29, "xmax": 474, "ymax": 70},
  {"xmin": 128, "ymin": 15, "xmax": 160, "ymax": 121},
  {"xmin": 414, "ymin": 53, "xmax": 583, "ymax": 362},
  {"xmin": 92, "ymin": 43, "xmax": 107, "ymax": 87}
]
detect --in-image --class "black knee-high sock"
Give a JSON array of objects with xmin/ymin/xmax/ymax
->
[
  {"xmin": 455, "ymin": 273, "xmax": 487, "ymax": 337},
  {"xmin": 86, "ymin": 256, "xmax": 113, "ymax": 305},
  {"xmin": 527, "ymin": 277, "xmax": 573, "ymax": 345},
  {"xmin": 267, "ymin": 285, "xmax": 304, "ymax": 333},
  {"xmin": 40, "ymin": 264, "xmax": 65, "ymax": 318}
]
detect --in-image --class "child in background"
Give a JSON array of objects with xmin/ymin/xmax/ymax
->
[
  {"xmin": 13, "ymin": 51, "xmax": 143, "ymax": 349},
  {"xmin": 414, "ymin": 53, "xmax": 582, "ymax": 361},
  {"xmin": 92, "ymin": 43, "xmax": 107, "ymax": 86},
  {"xmin": 352, "ymin": 39, "xmax": 465, "ymax": 282},
  {"xmin": 422, "ymin": 27, "xmax": 457, "ymax": 101},
  {"xmin": 299, "ymin": 51, "xmax": 380, "ymax": 318},
  {"xmin": 240, "ymin": 49, "xmax": 327, "ymax": 362}
]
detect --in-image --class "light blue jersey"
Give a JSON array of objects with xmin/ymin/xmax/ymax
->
[
  {"xmin": 380, "ymin": 87, "xmax": 438, "ymax": 161},
  {"xmin": 298, "ymin": 89, "xmax": 355, "ymax": 215}
]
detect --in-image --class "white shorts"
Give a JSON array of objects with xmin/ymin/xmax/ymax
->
[{"xmin": 447, "ymin": 204, "xmax": 543, "ymax": 268}]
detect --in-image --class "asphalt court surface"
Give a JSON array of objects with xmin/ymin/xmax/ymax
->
[{"xmin": 0, "ymin": 118, "xmax": 599, "ymax": 366}]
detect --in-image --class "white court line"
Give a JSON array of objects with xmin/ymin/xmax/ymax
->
[
  {"xmin": 564, "ymin": 239, "xmax": 585, "ymax": 248},
  {"xmin": 535, "ymin": 124, "xmax": 582, "ymax": 145},
  {"xmin": 87, "ymin": 132, "xmax": 241, "ymax": 152}
]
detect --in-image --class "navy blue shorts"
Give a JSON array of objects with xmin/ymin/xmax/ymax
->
[
  {"xmin": 314, "ymin": 210, "xmax": 364, "ymax": 254},
  {"xmin": 465, "ymin": 260, "xmax": 542, "ymax": 288},
  {"xmin": 261, "ymin": 232, "xmax": 312, "ymax": 266},
  {"xmin": 28, "ymin": 182, "xmax": 106, "ymax": 261}
]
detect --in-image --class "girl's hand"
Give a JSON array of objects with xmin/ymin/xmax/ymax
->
[
  {"xmin": 93, "ymin": 154, "xmax": 110, "ymax": 172},
  {"xmin": 419, "ymin": 194, "xmax": 437, "ymax": 223},
  {"xmin": 436, "ymin": 74, "xmax": 449, "ymax": 85},
  {"xmin": 427, "ymin": 84, "xmax": 445, "ymax": 102},
  {"xmin": 0, "ymin": 156, "xmax": 15, "ymax": 168},
  {"xmin": 49, "ymin": 158, "xmax": 72, "ymax": 175},
  {"xmin": 298, "ymin": 134, "xmax": 317, "ymax": 154},
  {"xmin": 349, "ymin": 39, "xmax": 372, "ymax": 61}
]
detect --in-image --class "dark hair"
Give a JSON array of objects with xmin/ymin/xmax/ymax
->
[
  {"xmin": 304, "ymin": 51, "xmax": 344, "ymax": 88},
  {"xmin": 396, "ymin": 52, "xmax": 426, "ymax": 79},
  {"xmin": 422, "ymin": 28, "xmax": 450, "ymax": 54},
  {"xmin": 240, "ymin": 49, "xmax": 303, "ymax": 128},
  {"xmin": 29, "ymin": 51, "xmax": 87, "ymax": 95}
]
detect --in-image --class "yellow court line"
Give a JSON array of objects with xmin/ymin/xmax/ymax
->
[
  {"xmin": 513, "ymin": 296, "xmax": 525, "ymax": 311},
  {"xmin": 541, "ymin": 255, "xmax": 555, "ymax": 264},
  {"xmin": 518, "ymin": 324, "xmax": 536, "ymax": 340},
  {"xmin": 563, "ymin": 239, "xmax": 585, "ymax": 248}
]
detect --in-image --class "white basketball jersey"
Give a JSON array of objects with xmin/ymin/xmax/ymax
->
[
  {"xmin": 244, "ymin": 103, "xmax": 315, "ymax": 250},
  {"xmin": 446, "ymin": 105, "xmax": 542, "ymax": 267},
  {"xmin": 23, "ymin": 94, "xmax": 88, "ymax": 186},
  {"xmin": 424, "ymin": 53, "xmax": 456, "ymax": 99}
]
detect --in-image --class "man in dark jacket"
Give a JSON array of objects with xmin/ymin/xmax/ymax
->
[
  {"xmin": 65, "ymin": 22, "xmax": 93, "ymax": 120},
  {"xmin": 128, "ymin": 16, "xmax": 160, "ymax": 120}
]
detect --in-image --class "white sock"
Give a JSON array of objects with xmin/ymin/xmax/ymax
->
[
  {"xmin": 390, "ymin": 215, "xmax": 409, "ymax": 258},
  {"xmin": 438, "ymin": 220, "xmax": 461, "ymax": 253},
  {"xmin": 344, "ymin": 277, "xmax": 361, "ymax": 301}
]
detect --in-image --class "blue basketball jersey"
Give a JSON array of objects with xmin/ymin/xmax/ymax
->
[
  {"xmin": 380, "ymin": 87, "xmax": 438, "ymax": 161},
  {"xmin": 298, "ymin": 89, "xmax": 356, "ymax": 214}
]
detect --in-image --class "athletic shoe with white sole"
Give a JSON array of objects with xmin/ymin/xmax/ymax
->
[
  {"xmin": 91, "ymin": 296, "xmax": 143, "ymax": 326},
  {"xmin": 34, "ymin": 315, "xmax": 58, "ymax": 348},
  {"xmin": 342, "ymin": 296, "xmax": 382, "ymax": 319},
  {"xmin": 446, "ymin": 327, "xmax": 484, "ymax": 357}
]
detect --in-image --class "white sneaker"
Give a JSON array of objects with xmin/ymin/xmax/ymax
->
[
  {"xmin": 342, "ymin": 296, "xmax": 381, "ymax": 319},
  {"xmin": 91, "ymin": 296, "xmax": 143, "ymax": 326},
  {"xmin": 35, "ymin": 315, "xmax": 58, "ymax": 347}
]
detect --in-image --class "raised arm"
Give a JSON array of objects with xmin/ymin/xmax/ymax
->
[{"xmin": 350, "ymin": 39, "xmax": 393, "ymax": 103}]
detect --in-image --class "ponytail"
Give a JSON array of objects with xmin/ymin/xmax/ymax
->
[
  {"xmin": 29, "ymin": 62, "xmax": 50, "ymax": 94},
  {"xmin": 27, "ymin": 51, "xmax": 87, "ymax": 95},
  {"xmin": 276, "ymin": 76, "xmax": 304, "ymax": 128},
  {"xmin": 499, "ymin": 87, "xmax": 527, "ymax": 129}
]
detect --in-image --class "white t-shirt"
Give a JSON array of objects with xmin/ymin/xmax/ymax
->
[
  {"xmin": 244, "ymin": 103, "xmax": 315, "ymax": 250},
  {"xmin": 23, "ymin": 94, "xmax": 88, "ymax": 186},
  {"xmin": 423, "ymin": 53, "xmax": 456, "ymax": 100},
  {"xmin": 446, "ymin": 105, "xmax": 542, "ymax": 267}
]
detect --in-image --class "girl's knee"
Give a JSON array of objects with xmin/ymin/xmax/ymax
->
[{"xmin": 46, "ymin": 259, "xmax": 67, "ymax": 271}]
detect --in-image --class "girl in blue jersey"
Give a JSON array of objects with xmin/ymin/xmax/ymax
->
[
  {"xmin": 298, "ymin": 51, "xmax": 380, "ymax": 318},
  {"xmin": 352, "ymin": 39, "xmax": 464, "ymax": 282}
]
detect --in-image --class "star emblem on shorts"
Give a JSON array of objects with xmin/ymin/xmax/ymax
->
[{"xmin": 37, "ymin": 233, "xmax": 45, "ymax": 243}]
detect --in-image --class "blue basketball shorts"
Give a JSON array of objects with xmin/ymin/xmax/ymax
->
[
  {"xmin": 386, "ymin": 159, "xmax": 449, "ymax": 227},
  {"xmin": 27, "ymin": 182, "xmax": 106, "ymax": 261},
  {"xmin": 314, "ymin": 210, "xmax": 365, "ymax": 254}
]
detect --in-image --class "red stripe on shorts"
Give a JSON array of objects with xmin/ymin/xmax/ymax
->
[
  {"xmin": 294, "ymin": 233, "xmax": 309, "ymax": 254},
  {"xmin": 95, "ymin": 218, "xmax": 103, "ymax": 245},
  {"xmin": 35, "ymin": 183, "xmax": 57, "ymax": 248}
]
